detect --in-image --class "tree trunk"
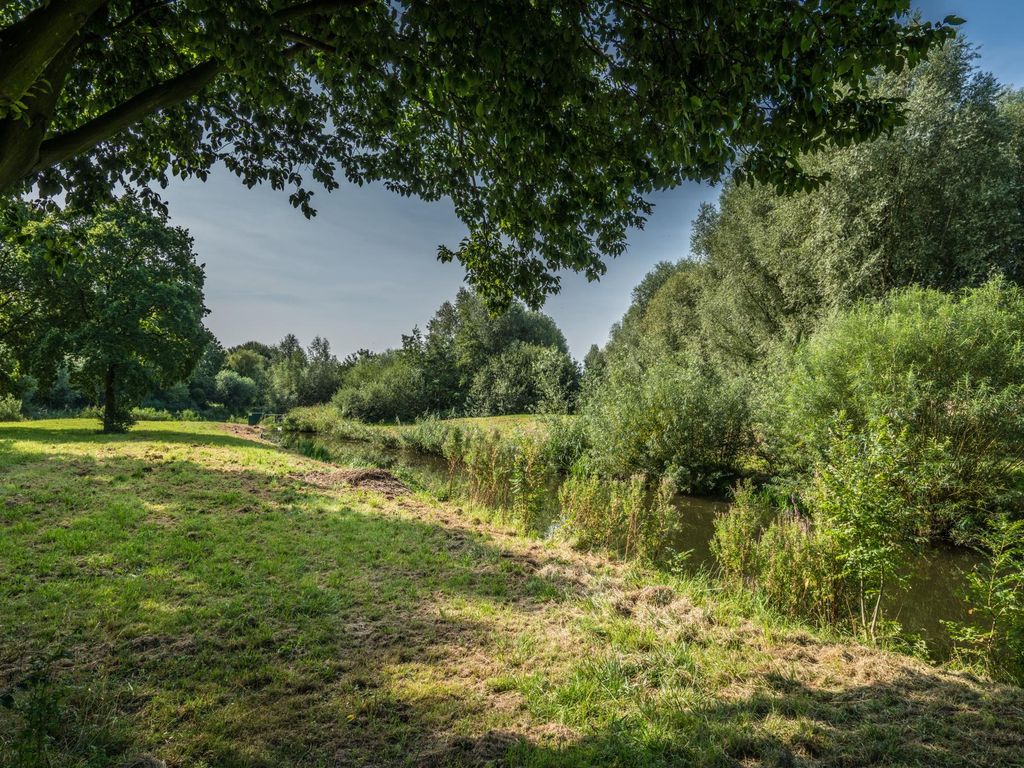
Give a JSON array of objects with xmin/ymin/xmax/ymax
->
[{"xmin": 103, "ymin": 363, "xmax": 117, "ymax": 433}]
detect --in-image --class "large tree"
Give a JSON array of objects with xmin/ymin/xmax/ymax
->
[
  {"xmin": 5, "ymin": 197, "xmax": 209, "ymax": 432},
  {"xmin": 0, "ymin": 1, "xmax": 956, "ymax": 304}
]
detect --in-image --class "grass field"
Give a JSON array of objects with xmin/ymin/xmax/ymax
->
[
  {"xmin": 1, "ymin": 420, "xmax": 1022, "ymax": 767},
  {"xmin": 284, "ymin": 405, "xmax": 555, "ymax": 441}
]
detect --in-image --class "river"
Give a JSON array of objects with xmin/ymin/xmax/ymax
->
[{"xmin": 272, "ymin": 430, "xmax": 983, "ymax": 660}]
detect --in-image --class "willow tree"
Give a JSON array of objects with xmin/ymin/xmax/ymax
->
[{"xmin": 0, "ymin": 1, "xmax": 956, "ymax": 304}]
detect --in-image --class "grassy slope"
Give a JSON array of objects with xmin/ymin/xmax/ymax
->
[{"xmin": 1, "ymin": 420, "xmax": 1022, "ymax": 768}]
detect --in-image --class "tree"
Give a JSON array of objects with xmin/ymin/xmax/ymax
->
[
  {"xmin": 215, "ymin": 369, "xmax": 259, "ymax": 414},
  {"xmin": 0, "ymin": 2, "xmax": 956, "ymax": 305},
  {"xmin": 5, "ymin": 197, "xmax": 208, "ymax": 432},
  {"xmin": 332, "ymin": 350, "xmax": 427, "ymax": 422},
  {"xmin": 692, "ymin": 40, "xmax": 1024, "ymax": 367},
  {"xmin": 267, "ymin": 333, "xmax": 308, "ymax": 410},
  {"xmin": 186, "ymin": 340, "xmax": 227, "ymax": 409},
  {"xmin": 299, "ymin": 335, "xmax": 344, "ymax": 404},
  {"xmin": 467, "ymin": 341, "xmax": 577, "ymax": 416}
]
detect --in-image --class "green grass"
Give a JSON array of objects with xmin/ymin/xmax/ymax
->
[
  {"xmin": 1, "ymin": 420, "xmax": 1022, "ymax": 767},
  {"xmin": 285, "ymin": 405, "xmax": 555, "ymax": 440}
]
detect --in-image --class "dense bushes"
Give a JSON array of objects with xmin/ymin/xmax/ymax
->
[
  {"xmin": 468, "ymin": 342, "xmax": 578, "ymax": 416},
  {"xmin": 947, "ymin": 517, "xmax": 1024, "ymax": 682},
  {"xmin": 768, "ymin": 280, "xmax": 1024, "ymax": 540},
  {"xmin": 0, "ymin": 394, "xmax": 22, "ymax": 421},
  {"xmin": 711, "ymin": 282, "xmax": 1024, "ymax": 646},
  {"xmin": 582, "ymin": 354, "xmax": 749, "ymax": 494},
  {"xmin": 328, "ymin": 289, "xmax": 578, "ymax": 423},
  {"xmin": 332, "ymin": 353, "xmax": 427, "ymax": 423}
]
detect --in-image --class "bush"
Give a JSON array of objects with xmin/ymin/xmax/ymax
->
[
  {"xmin": 332, "ymin": 353, "xmax": 427, "ymax": 423},
  {"xmin": 582, "ymin": 353, "xmax": 750, "ymax": 493},
  {"xmin": 467, "ymin": 342, "xmax": 578, "ymax": 416},
  {"xmin": 0, "ymin": 394, "xmax": 23, "ymax": 421},
  {"xmin": 129, "ymin": 407, "xmax": 174, "ymax": 421},
  {"xmin": 766, "ymin": 279, "xmax": 1024, "ymax": 540},
  {"xmin": 946, "ymin": 517, "xmax": 1024, "ymax": 683},
  {"xmin": 806, "ymin": 417, "xmax": 929, "ymax": 639},
  {"xmin": 214, "ymin": 369, "xmax": 258, "ymax": 414}
]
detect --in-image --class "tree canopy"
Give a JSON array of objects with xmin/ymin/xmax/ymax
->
[
  {"xmin": 3, "ymin": 196, "xmax": 209, "ymax": 431},
  {"xmin": 580, "ymin": 40, "xmax": 1024, "ymax": 490},
  {"xmin": 0, "ymin": 1, "xmax": 956, "ymax": 304}
]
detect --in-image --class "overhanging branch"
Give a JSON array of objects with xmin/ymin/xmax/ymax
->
[
  {"xmin": 0, "ymin": 0, "xmax": 107, "ymax": 111},
  {"xmin": 34, "ymin": 59, "xmax": 223, "ymax": 173}
]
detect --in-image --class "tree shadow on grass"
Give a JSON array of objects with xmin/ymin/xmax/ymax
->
[
  {"xmin": 1, "ymin": 428, "xmax": 1023, "ymax": 768},
  {"xmin": 0, "ymin": 435, "xmax": 573, "ymax": 766},
  {"xmin": 506, "ymin": 664, "xmax": 1024, "ymax": 768}
]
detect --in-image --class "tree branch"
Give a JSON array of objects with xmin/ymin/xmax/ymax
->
[
  {"xmin": 282, "ymin": 28, "xmax": 339, "ymax": 54},
  {"xmin": 10, "ymin": 0, "xmax": 369, "ymax": 183},
  {"xmin": 0, "ymin": 0, "xmax": 107, "ymax": 112},
  {"xmin": 33, "ymin": 43, "xmax": 308, "ymax": 174},
  {"xmin": 271, "ymin": 0, "xmax": 372, "ymax": 24},
  {"xmin": 33, "ymin": 58, "xmax": 223, "ymax": 173}
]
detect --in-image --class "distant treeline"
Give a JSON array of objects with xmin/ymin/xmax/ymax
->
[{"xmin": 6, "ymin": 287, "xmax": 580, "ymax": 424}]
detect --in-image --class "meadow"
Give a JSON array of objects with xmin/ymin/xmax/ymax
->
[{"xmin": 2, "ymin": 420, "xmax": 1022, "ymax": 767}]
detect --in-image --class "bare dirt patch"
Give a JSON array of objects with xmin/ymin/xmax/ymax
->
[
  {"xmin": 218, "ymin": 423, "xmax": 271, "ymax": 443},
  {"xmin": 297, "ymin": 467, "xmax": 410, "ymax": 498}
]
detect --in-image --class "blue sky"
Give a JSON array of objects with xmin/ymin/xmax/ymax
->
[{"xmin": 164, "ymin": 2, "xmax": 1023, "ymax": 360}]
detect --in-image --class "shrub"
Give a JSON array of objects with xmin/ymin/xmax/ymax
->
[
  {"xmin": 582, "ymin": 353, "xmax": 750, "ymax": 493},
  {"xmin": 0, "ymin": 394, "xmax": 23, "ymax": 421},
  {"xmin": 332, "ymin": 353, "xmax": 427, "ymax": 423},
  {"xmin": 946, "ymin": 517, "xmax": 1024, "ymax": 683},
  {"xmin": 129, "ymin": 407, "xmax": 174, "ymax": 421},
  {"xmin": 467, "ymin": 342, "xmax": 578, "ymax": 416},
  {"xmin": 806, "ymin": 417, "xmax": 929, "ymax": 639},
  {"xmin": 710, "ymin": 481, "xmax": 773, "ymax": 585},
  {"xmin": 214, "ymin": 369, "xmax": 258, "ymax": 414},
  {"xmin": 766, "ymin": 279, "xmax": 1024, "ymax": 540}
]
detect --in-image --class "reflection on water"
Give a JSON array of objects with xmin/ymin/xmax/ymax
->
[{"xmin": 274, "ymin": 430, "xmax": 981, "ymax": 659}]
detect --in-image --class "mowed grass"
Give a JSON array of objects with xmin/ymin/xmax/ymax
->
[{"xmin": 1, "ymin": 420, "xmax": 1022, "ymax": 768}]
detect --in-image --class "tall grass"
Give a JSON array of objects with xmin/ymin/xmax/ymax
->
[
  {"xmin": 286, "ymin": 406, "xmax": 678, "ymax": 552},
  {"xmin": 559, "ymin": 471, "xmax": 676, "ymax": 561},
  {"xmin": 712, "ymin": 483, "xmax": 849, "ymax": 627}
]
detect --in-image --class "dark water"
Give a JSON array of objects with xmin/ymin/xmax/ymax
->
[{"xmin": 273, "ymin": 430, "xmax": 982, "ymax": 659}]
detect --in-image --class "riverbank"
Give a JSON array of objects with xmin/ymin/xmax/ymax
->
[
  {"xmin": 278, "ymin": 408, "xmax": 989, "ymax": 661},
  {"xmin": 1, "ymin": 420, "xmax": 1022, "ymax": 766}
]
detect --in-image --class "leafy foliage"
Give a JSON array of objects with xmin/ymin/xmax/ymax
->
[
  {"xmin": 0, "ymin": 2, "xmax": 956, "ymax": 304},
  {"xmin": 335, "ymin": 289, "xmax": 575, "ymax": 422},
  {"xmin": 2, "ymin": 197, "xmax": 208, "ymax": 432},
  {"xmin": 582, "ymin": 354, "xmax": 749, "ymax": 494},
  {"xmin": 0, "ymin": 393, "xmax": 22, "ymax": 421},
  {"xmin": 769, "ymin": 280, "xmax": 1024, "ymax": 538},
  {"xmin": 946, "ymin": 517, "xmax": 1024, "ymax": 682},
  {"xmin": 691, "ymin": 40, "xmax": 1024, "ymax": 366},
  {"xmin": 467, "ymin": 342, "xmax": 578, "ymax": 416},
  {"xmin": 332, "ymin": 351, "xmax": 428, "ymax": 423}
]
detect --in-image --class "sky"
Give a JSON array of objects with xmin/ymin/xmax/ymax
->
[{"xmin": 163, "ymin": 1, "xmax": 1024, "ymax": 361}]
